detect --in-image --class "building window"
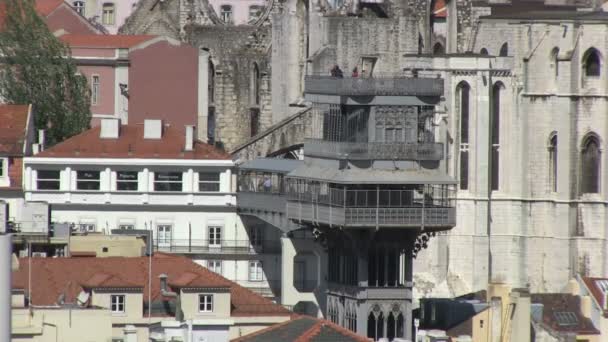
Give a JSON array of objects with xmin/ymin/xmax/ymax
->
[
  {"xmin": 375, "ymin": 113, "xmax": 405, "ymax": 142},
  {"xmin": 198, "ymin": 294, "xmax": 213, "ymax": 312},
  {"xmin": 491, "ymin": 83, "xmax": 502, "ymax": 191},
  {"xmin": 102, "ymin": 3, "xmax": 116, "ymax": 25},
  {"xmin": 76, "ymin": 171, "xmax": 100, "ymax": 190},
  {"xmin": 157, "ymin": 224, "xmax": 172, "ymax": 246},
  {"xmin": 499, "ymin": 42, "xmax": 508, "ymax": 56},
  {"xmin": 208, "ymin": 62, "xmax": 216, "ymax": 144},
  {"xmin": 251, "ymin": 63, "xmax": 261, "ymax": 106},
  {"xmin": 72, "ymin": 1, "xmax": 85, "ymax": 15},
  {"xmin": 0, "ymin": 158, "xmax": 5, "ymax": 178},
  {"xmin": 111, "ymin": 295, "xmax": 125, "ymax": 313},
  {"xmin": 78, "ymin": 223, "xmax": 96, "ymax": 232},
  {"xmin": 208, "ymin": 260, "xmax": 222, "ymax": 274},
  {"xmin": 549, "ymin": 134, "xmax": 557, "ymax": 192},
  {"xmin": 91, "ymin": 75, "xmax": 100, "ymax": 105},
  {"xmin": 250, "ymin": 108, "xmax": 260, "ymax": 137},
  {"xmin": 581, "ymin": 135, "xmax": 601, "ymax": 194},
  {"xmin": 199, "ymin": 172, "xmax": 220, "ymax": 192},
  {"xmin": 480, "ymin": 48, "xmax": 489, "ymax": 55},
  {"xmin": 116, "ymin": 171, "xmax": 138, "ymax": 191},
  {"xmin": 249, "ymin": 260, "xmax": 263, "ymax": 281},
  {"xmin": 208, "ymin": 61, "xmax": 215, "ymax": 105},
  {"xmin": 220, "ymin": 5, "xmax": 233, "ymax": 24},
  {"xmin": 118, "ymin": 224, "xmax": 135, "ymax": 230},
  {"xmin": 154, "ymin": 172, "xmax": 182, "ymax": 191},
  {"xmin": 209, "ymin": 226, "xmax": 222, "ymax": 247},
  {"xmin": 433, "ymin": 42, "xmax": 445, "ymax": 54},
  {"xmin": 248, "ymin": 5, "xmax": 263, "ymax": 23},
  {"xmin": 551, "ymin": 47, "xmax": 560, "ymax": 78},
  {"xmin": 583, "ymin": 48, "xmax": 601, "ymax": 77},
  {"xmin": 457, "ymin": 82, "xmax": 470, "ymax": 190}
]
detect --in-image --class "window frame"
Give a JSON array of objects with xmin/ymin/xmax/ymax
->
[
  {"xmin": 548, "ymin": 134, "xmax": 558, "ymax": 193},
  {"xmin": 37, "ymin": 170, "xmax": 61, "ymax": 190},
  {"xmin": 157, "ymin": 224, "xmax": 172, "ymax": 246},
  {"xmin": 153, "ymin": 172, "xmax": 183, "ymax": 192},
  {"xmin": 199, "ymin": 172, "xmax": 220, "ymax": 192},
  {"xmin": 198, "ymin": 294, "xmax": 213, "ymax": 313},
  {"xmin": 72, "ymin": 1, "xmax": 85, "ymax": 15},
  {"xmin": 0, "ymin": 158, "xmax": 6, "ymax": 178},
  {"xmin": 208, "ymin": 260, "xmax": 222, "ymax": 274},
  {"xmin": 583, "ymin": 48, "xmax": 601, "ymax": 77},
  {"xmin": 110, "ymin": 294, "xmax": 125, "ymax": 314},
  {"xmin": 76, "ymin": 170, "xmax": 101, "ymax": 191},
  {"xmin": 102, "ymin": 3, "xmax": 116, "ymax": 26},
  {"xmin": 248, "ymin": 260, "xmax": 264, "ymax": 281},
  {"xmin": 116, "ymin": 171, "xmax": 138, "ymax": 191},
  {"xmin": 457, "ymin": 82, "xmax": 470, "ymax": 191},
  {"xmin": 248, "ymin": 5, "xmax": 263, "ymax": 23},
  {"xmin": 580, "ymin": 135, "xmax": 601, "ymax": 194},
  {"xmin": 220, "ymin": 5, "xmax": 233, "ymax": 24},
  {"xmin": 91, "ymin": 75, "xmax": 100, "ymax": 105},
  {"xmin": 208, "ymin": 226, "xmax": 222, "ymax": 247}
]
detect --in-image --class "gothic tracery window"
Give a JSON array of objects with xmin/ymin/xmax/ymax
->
[
  {"xmin": 457, "ymin": 82, "xmax": 470, "ymax": 190},
  {"xmin": 549, "ymin": 134, "xmax": 557, "ymax": 192},
  {"xmin": 583, "ymin": 48, "xmax": 601, "ymax": 77},
  {"xmin": 581, "ymin": 135, "xmax": 601, "ymax": 194}
]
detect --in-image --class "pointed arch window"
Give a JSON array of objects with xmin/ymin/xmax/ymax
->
[
  {"xmin": 583, "ymin": 48, "xmax": 601, "ymax": 77},
  {"xmin": 581, "ymin": 135, "xmax": 601, "ymax": 194},
  {"xmin": 549, "ymin": 134, "xmax": 558, "ymax": 192},
  {"xmin": 208, "ymin": 61, "xmax": 215, "ymax": 144},
  {"xmin": 457, "ymin": 82, "xmax": 470, "ymax": 190},
  {"xmin": 499, "ymin": 43, "xmax": 508, "ymax": 57},
  {"xmin": 551, "ymin": 47, "xmax": 560, "ymax": 78},
  {"xmin": 491, "ymin": 83, "xmax": 503, "ymax": 191},
  {"xmin": 480, "ymin": 48, "xmax": 489, "ymax": 55},
  {"xmin": 433, "ymin": 42, "xmax": 445, "ymax": 54},
  {"xmin": 251, "ymin": 63, "xmax": 261, "ymax": 106}
]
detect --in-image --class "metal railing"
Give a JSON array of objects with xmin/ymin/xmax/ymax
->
[
  {"xmin": 153, "ymin": 239, "xmax": 281, "ymax": 254},
  {"xmin": 304, "ymin": 75, "xmax": 444, "ymax": 96},
  {"xmin": 286, "ymin": 187, "xmax": 454, "ymax": 208},
  {"xmin": 304, "ymin": 139, "xmax": 444, "ymax": 161}
]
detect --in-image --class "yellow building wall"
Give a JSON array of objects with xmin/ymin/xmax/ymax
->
[
  {"xmin": 69, "ymin": 235, "xmax": 145, "ymax": 257},
  {"xmin": 91, "ymin": 291, "xmax": 144, "ymax": 321},
  {"xmin": 472, "ymin": 309, "xmax": 490, "ymax": 342},
  {"xmin": 180, "ymin": 291, "xmax": 231, "ymax": 319}
]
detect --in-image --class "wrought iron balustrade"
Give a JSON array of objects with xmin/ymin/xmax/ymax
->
[
  {"xmin": 304, "ymin": 139, "xmax": 444, "ymax": 160},
  {"xmin": 153, "ymin": 239, "xmax": 281, "ymax": 254}
]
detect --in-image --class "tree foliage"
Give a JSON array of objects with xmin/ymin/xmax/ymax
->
[{"xmin": 0, "ymin": 0, "xmax": 91, "ymax": 145}]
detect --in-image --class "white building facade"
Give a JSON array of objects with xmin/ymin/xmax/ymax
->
[{"xmin": 22, "ymin": 119, "xmax": 281, "ymax": 300}]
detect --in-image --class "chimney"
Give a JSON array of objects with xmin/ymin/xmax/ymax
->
[
  {"xmin": 100, "ymin": 118, "xmax": 120, "ymax": 139},
  {"xmin": 38, "ymin": 129, "xmax": 45, "ymax": 151},
  {"xmin": 144, "ymin": 120, "xmax": 162, "ymax": 140},
  {"xmin": 158, "ymin": 273, "xmax": 177, "ymax": 297},
  {"xmin": 580, "ymin": 295, "xmax": 592, "ymax": 319},
  {"xmin": 185, "ymin": 125, "xmax": 194, "ymax": 151}
]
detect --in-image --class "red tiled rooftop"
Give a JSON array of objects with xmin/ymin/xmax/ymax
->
[
  {"xmin": 0, "ymin": 104, "xmax": 31, "ymax": 156},
  {"xmin": 531, "ymin": 293, "xmax": 600, "ymax": 335},
  {"xmin": 0, "ymin": 0, "xmax": 65, "ymax": 28},
  {"xmin": 12, "ymin": 253, "xmax": 290, "ymax": 316},
  {"xmin": 35, "ymin": 123, "xmax": 231, "ymax": 160},
  {"xmin": 231, "ymin": 315, "xmax": 372, "ymax": 342},
  {"xmin": 59, "ymin": 33, "xmax": 156, "ymax": 49}
]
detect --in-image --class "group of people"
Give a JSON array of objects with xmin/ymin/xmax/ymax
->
[{"xmin": 330, "ymin": 65, "xmax": 365, "ymax": 78}]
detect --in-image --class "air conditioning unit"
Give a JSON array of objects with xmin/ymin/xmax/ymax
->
[
  {"xmin": 32, "ymin": 252, "xmax": 47, "ymax": 258},
  {"xmin": 18, "ymin": 250, "xmax": 28, "ymax": 258}
]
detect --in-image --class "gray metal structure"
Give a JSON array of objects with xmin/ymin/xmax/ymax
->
[{"xmin": 236, "ymin": 75, "xmax": 457, "ymax": 341}]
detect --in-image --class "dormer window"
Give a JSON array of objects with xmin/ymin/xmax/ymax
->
[
  {"xmin": 111, "ymin": 294, "xmax": 125, "ymax": 313},
  {"xmin": 198, "ymin": 294, "xmax": 213, "ymax": 312}
]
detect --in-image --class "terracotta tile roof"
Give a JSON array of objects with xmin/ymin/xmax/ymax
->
[
  {"xmin": 582, "ymin": 277, "xmax": 608, "ymax": 318},
  {"xmin": 82, "ymin": 272, "xmax": 142, "ymax": 289},
  {"xmin": 231, "ymin": 315, "xmax": 372, "ymax": 342},
  {"xmin": 35, "ymin": 124, "xmax": 231, "ymax": 160},
  {"xmin": 432, "ymin": 0, "xmax": 447, "ymax": 18},
  {"xmin": 0, "ymin": 105, "xmax": 31, "ymax": 156},
  {"xmin": 59, "ymin": 33, "xmax": 156, "ymax": 49},
  {"xmin": 12, "ymin": 253, "xmax": 290, "ymax": 316},
  {"xmin": 531, "ymin": 293, "xmax": 600, "ymax": 335}
]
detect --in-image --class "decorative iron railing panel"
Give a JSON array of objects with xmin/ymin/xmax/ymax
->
[
  {"xmin": 304, "ymin": 76, "xmax": 444, "ymax": 96},
  {"xmin": 304, "ymin": 139, "xmax": 444, "ymax": 160}
]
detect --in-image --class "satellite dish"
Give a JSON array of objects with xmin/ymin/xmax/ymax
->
[{"xmin": 77, "ymin": 291, "xmax": 90, "ymax": 306}]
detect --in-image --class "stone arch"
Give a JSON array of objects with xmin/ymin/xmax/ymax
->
[
  {"xmin": 499, "ymin": 42, "xmax": 508, "ymax": 56},
  {"xmin": 480, "ymin": 47, "xmax": 489, "ymax": 55},
  {"xmin": 550, "ymin": 47, "xmax": 560, "ymax": 77}
]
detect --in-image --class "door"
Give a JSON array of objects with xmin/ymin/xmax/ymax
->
[{"xmin": 209, "ymin": 226, "xmax": 222, "ymax": 248}]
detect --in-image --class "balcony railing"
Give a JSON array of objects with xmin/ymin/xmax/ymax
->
[
  {"xmin": 304, "ymin": 75, "xmax": 444, "ymax": 97},
  {"xmin": 304, "ymin": 138, "xmax": 444, "ymax": 160},
  {"xmin": 153, "ymin": 239, "xmax": 281, "ymax": 254},
  {"xmin": 286, "ymin": 187, "xmax": 456, "ymax": 228}
]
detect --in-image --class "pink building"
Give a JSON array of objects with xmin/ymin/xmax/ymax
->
[
  {"xmin": 68, "ymin": 0, "xmax": 140, "ymax": 34},
  {"xmin": 208, "ymin": 0, "xmax": 267, "ymax": 25},
  {"xmin": 59, "ymin": 33, "xmax": 203, "ymax": 129}
]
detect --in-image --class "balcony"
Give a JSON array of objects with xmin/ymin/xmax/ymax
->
[
  {"xmin": 304, "ymin": 138, "xmax": 444, "ymax": 161},
  {"xmin": 153, "ymin": 239, "xmax": 281, "ymax": 255},
  {"xmin": 327, "ymin": 282, "xmax": 413, "ymax": 301},
  {"xmin": 304, "ymin": 75, "xmax": 444, "ymax": 97},
  {"xmin": 286, "ymin": 187, "xmax": 456, "ymax": 229}
]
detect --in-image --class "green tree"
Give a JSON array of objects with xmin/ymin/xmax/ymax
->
[{"xmin": 0, "ymin": 0, "xmax": 91, "ymax": 145}]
